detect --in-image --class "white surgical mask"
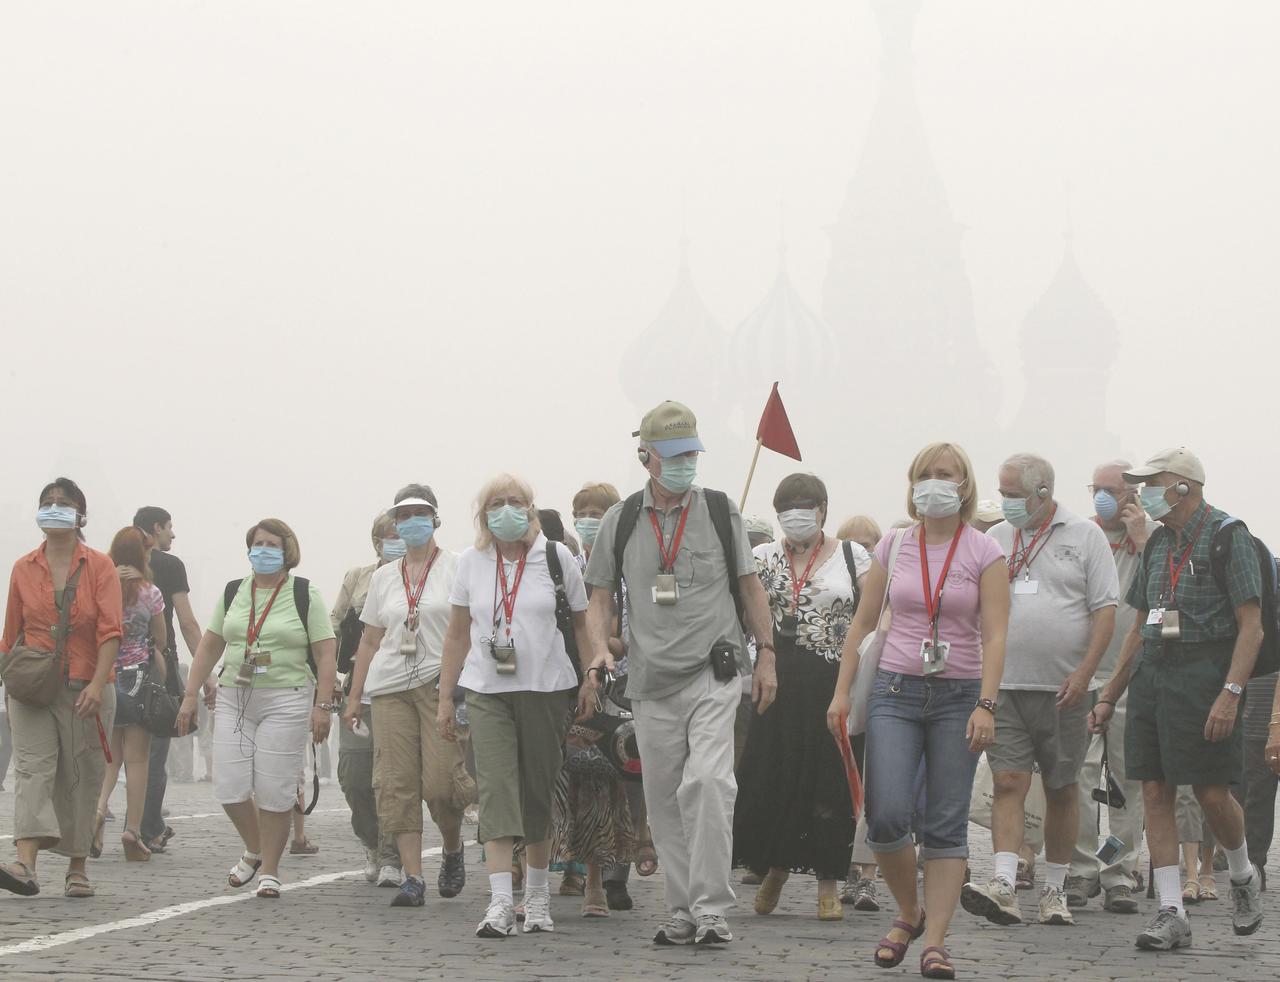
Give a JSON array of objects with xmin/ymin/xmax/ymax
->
[
  {"xmin": 778, "ymin": 508, "xmax": 822, "ymax": 544},
  {"xmin": 911, "ymin": 479, "xmax": 963, "ymax": 519}
]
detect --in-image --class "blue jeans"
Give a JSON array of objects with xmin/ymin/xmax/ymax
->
[{"xmin": 865, "ymin": 671, "xmax": 981, "ymax": 861}]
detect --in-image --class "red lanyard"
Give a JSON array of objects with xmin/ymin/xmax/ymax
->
[
  {"xmin": 785, "ymin": 534, "xmax": 825, "ymax": 613},
  {"xmin": 246, "ymin": 579, "xmax": 286, "ymax": 648},
  {"xmin": 920, "ymin": 524, "xmax": 965, "ymax": 630},
  {"xmin": 400, "ymin": 547, "xmax": 438, "ymax": 620},
  {"xmin": 1165, "ymin": 507, "xmax": 1210, "ymax": 605},
  {"xmin": 649, "ymin": 502, "xmax": 692, "ymax": 573},
  {"xmin": 494, "ymin": 548, "xmax": 528, "ymax": 639},
  {"xmin": 1008, "ymin": 506, "xmax": 1057, "ymax": 581},
  {"xmin": 1095, "ymin": 517, "xmax": 1136, "ymax": 556}
]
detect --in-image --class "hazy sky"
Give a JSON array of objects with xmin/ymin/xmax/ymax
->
[{"xmin": 3, "ymin": 2, "xmax": 1276, "ymax": 623}]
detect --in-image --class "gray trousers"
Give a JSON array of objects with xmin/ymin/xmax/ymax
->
[
  {"xmin": 632, "ymin": 665, "xmax": 739, "ymax": 920},
  {"xmin": 337, "ymin": 703, "xmax": 398, "ymax": 867}
]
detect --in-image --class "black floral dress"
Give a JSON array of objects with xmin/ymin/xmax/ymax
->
[{"xmin": 732, "ymin": 538, "xmax": 868, "ymax": 879}]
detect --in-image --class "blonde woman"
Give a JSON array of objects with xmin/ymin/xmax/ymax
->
[
  {"xmin": 826, "ymin": 443, "xmax": 1009, "ymax": 979},
  {"xmin": 436, "ymin": 474, "xmax": 591, "ymax": 938}
]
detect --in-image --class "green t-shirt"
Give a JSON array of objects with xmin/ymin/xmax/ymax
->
[{"xmin": 209, "ymin": 576, "xmax": 335, "ymax": 688}]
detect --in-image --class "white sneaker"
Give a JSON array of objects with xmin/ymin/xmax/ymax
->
[
  {"xmin": 961, "ymin": 876, "xmax": 1023, "ymax": 925},
  {"xmin": 694, "ymin": 913, "xmax": 733, "ymax": 944},
  {"xmin": 476, "ymin": 896, "xmax": 516, "ymax": 938},
  {"xmin": 522, "ymin": 886, "xmax": 555, "ymax": 933},
  {"xmin": 1039, "ymin": 885, "xmax": 1075, "ymax": 925},
  {"xmin": 377, "ymin": 865, "xmax": 403, "ymax": 888},
  {"xmin": 363, "ymin": 850, "xmax": 378, "ymax": 884},
  {"xmin": 653, "ymin": 916, "xmax": 696, "ymax": 945}
]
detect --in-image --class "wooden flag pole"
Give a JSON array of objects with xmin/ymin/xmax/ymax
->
[{"xmin": 739, "ymin": 438, "xmax": 764, "ymax": 512}]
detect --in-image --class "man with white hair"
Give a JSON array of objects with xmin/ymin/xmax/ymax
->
[
  {"xmin": 1092, "ymin": 448, "xmax": 1265, "ymax": 950},
  {"xmin": 962, "ymin": 453, "xmax": 1118, "ymax": 927},
  {"xmin": 1064, "ymin": 460, "xmax": 1156, "ymax": 914},
  {"xmin": 581, "ymin": 401, "xmax": 776, "ymax": 946}
]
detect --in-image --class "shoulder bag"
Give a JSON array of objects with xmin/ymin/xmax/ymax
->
[
  {"xmin": 0, "ymin": 560, "xmax": 85, "ymax": 707},
  {"xmin": 846, "ymin": 527, "xmax": 908, "ymax": 736}
]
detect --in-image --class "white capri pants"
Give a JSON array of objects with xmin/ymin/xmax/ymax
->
[{"xmin": 213, "ymin": 684, "xmax": 313, "ymax": 813}]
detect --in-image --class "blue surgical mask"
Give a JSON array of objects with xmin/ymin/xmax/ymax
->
[
  {"xmin": 36, "ymin": 504, "xmax": 78, "ymax": 530},
  {"xmin": 487, "ymin": 505, "xmax": 530, "ymax": 543},
  {"xmin": 657, "ymin": 455, "xmax": 697, "ymax": 494},
  {"xmin": 1140, "ymin": 485, "xmax": 1173, "ymax": 521},
  {"xmin": 1001, "ymin": 496, "xmax": 1032, "ymax": 529},
  {"xmin": 395, "ymin": 516, "xmax": 435, "ymax": 547},
  {"xmin": 248, "ymin": 545, "xmax": 285, "ymax": 574},
  {"xmin": 1093, "ymin": 489, "xmax": 1119, "ymax": 521},
  {"xmin": 574, "ymin": 517, "xmax": 602, "ymax": 547},
  {"xmin": 381, "ymin": 537, "xmax": 407, "ymax": 560}
]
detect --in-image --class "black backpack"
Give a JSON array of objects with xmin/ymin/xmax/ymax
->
[
  {"xmin": 543, "ymin": 541, "xmax": 583, "ymax": 684},
  {"xmin": 612, "ymin": 488, "xmax": 743, "ymax": 632},
  {"xmin": 223, "ymin": 576, "xmax": 316, "ymax": 675},
  {"xmin": 1142, "ymin": 518, "xmax": 1279, "ymax": 678}
]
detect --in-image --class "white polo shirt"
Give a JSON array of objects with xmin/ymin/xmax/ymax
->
[
  {"xmin": 360, "ymin": 549, "xmax": 458, "ymax": 698},
  {"xmin": 450, "ymin": 534, "xmax": 587, "ymax": 694},
  {"xmin": 988, "ymin": 504, "xmax": 1119, "ymax": 691}
]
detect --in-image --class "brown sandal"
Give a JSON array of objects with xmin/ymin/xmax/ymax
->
[
  {"xmin": 122, "ymin": 829, "xmax": 151, "ymax": 862},
  {"xmin": 64, "ymin": 871, "xmax": 95, "ymax": 899},
  {"xmin": 921, "ymin": 945, "xmax": 956, "ymax": 980},
  {"xmin": 582, "ymin": 885, "xmax": 610, "ymax": 918},
  {"xmin": 875, "ymin": 912, "xmax": 926, "ymax": 968}
]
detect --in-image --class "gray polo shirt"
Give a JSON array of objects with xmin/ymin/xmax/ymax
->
[
  {"xmin": 584, "ymin": 483, "xmax": 754, "ymax": 701},
  {"xmin": 1096, "ymin": 519, "xmax": 1158, "ymax": 680},
  {"xmin": 988, "ymin": 504, "xmax": 1119, "ymax": 692}
]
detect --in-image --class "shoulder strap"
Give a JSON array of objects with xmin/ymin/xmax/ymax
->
[
  {"xmin": 872, "ymin": 528, "xmax": 909, "ymax": 628},
  {"xmin": 704, "ymin": 489, "xmax": 745, "ymax": 629},
  {"xmin": 612, "ymin": 492, "xmax": 645, "ymax": 634},
  {"xmin": 293, "ymin": 576, "xmax": 315, "ymax": 673},
  {"xmin": 544, "ymin": 541, "xmax": 582, "ymax": 683},
  {"xmin": 53, "ymin": 559, "xmax": 87, "ymax": 664},
  {"xmin": 223, "ymin": 579, "xmax": 243, "ymax": 616},
  {"xmin": 1209, "ymin": 517, "xmax": 1240, "ymax": 595},
  {"xmin": 842, "ymin": 540, "xmax": 862, "ymax": 613}
]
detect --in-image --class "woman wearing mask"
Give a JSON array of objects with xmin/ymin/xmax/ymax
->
[
  {"xmin": 175, "ymin": 519, "xmax": 337, "ymax": 899},
  {"xmin": 0, "ymin": 478, "xmax": 122, "ymax": 899},
  {"xmin": 343, "ymin": 484, "xmax": 475, "ymax": 909},
  {"xmin": 331, "ymin": 512, "xmax": 404, "ymax": 888},
  {"xmin": 92, "ymin": 527, "xmax": 167, "ymax": 862},
  {"xmin": 826, "ymin": 443, "xmax": 1008, "ymax": 979},
  {"xmin": 437, "ymin": 474, "xmax": 591, "ymax": 938},
  {"xmin": 734, "ymin": 474, "xmax": 870, "ymax": 920}
]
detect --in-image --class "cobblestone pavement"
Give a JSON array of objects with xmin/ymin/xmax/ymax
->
[{"xmin": 0, "ymin": 782, "xmax": 1278, "ymax": 981}]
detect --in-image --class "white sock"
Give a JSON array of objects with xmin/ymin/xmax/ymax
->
[
  {"xmin": 525, "ymin": 865, "xmax": 550, "ymax": 892},
  {"xmin": 993, "ymin": 851, "xmax": 1019, "ymax": 886},
  {"xmin": 1154, "ymin": 865, "xmax": 1184, "ymax": 915},
  {"xmin": 1225, "ymin": 843, "xmax": 1253, "ymax": 883},
  {"xmin": 489, "ymin": 872, "xmax": 514, "ymax": 904},
  {"xmin": 1045, "ymin": 862, "xmax": 1068, "ymax": 892}
]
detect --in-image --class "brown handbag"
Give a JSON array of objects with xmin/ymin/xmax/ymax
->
[{"xmin": 0, "ymin": 560, "xmax": 85, "ymax": 707}]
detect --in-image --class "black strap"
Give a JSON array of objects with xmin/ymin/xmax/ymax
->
[
  {"xmin": 297, "ymin": 741, "xmax": 320, "ymax": 815},
  {"xmin": 841, "ymin": 540, "xmax": 863, "ymax": 615},
  {"xmin": 54, "ymin": 560, "xmax": 86, "ymax": 684},
  {"xmin": 613, "ymin": 491, "xmax": 645, "ymax": 638},
  {"xmin": 543, "ymin": 540, "xmax": 583, "ymax": 683}
]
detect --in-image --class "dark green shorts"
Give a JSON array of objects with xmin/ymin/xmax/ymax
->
[{"xmin": 1126, "ymin": 641, "xmax": 1242, "ymax": 787}]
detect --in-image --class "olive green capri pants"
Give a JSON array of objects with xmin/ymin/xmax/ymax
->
[{"xmin": 466, "ymin": 688, "xmax": 573, "ymax": 844}]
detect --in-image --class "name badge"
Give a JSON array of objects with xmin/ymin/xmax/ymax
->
[
  {"xmin": 1014, "ymin": 579, "xmax": 1039, "ymax": 595},
  {"xmin": 1146, "ymin": 608, "xmax": 1165, "ymax": 626},
  {"xmin": 920, "ymin": 638, "xmax": 950, "ymax": 675},
  {"xmin": 652, "ymin": 573, "xmax": 678, "ymax": 606}
]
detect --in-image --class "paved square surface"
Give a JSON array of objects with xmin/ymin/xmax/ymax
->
[{"xmin": 1, "ymin": 780, "xmax": 1278, "ymax": 981}]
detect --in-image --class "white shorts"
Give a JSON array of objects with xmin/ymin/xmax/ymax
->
[{"xmin": 213, "ymin": 684, "xmax": 313, "ymax": 813}]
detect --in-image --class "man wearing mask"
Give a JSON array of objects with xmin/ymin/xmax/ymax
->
[
  {"xmin": 1092, "ymin": 448, "xmax": 1265, "ymax": 950},
  {"xmin": 1064, "ymin": 463, "xmax": 1155, "ymax": 914},
  {"xmin": 963, "ymin": 453, "xmax": 1118, "ymax": 928},
  {"xmin": 581, "ymin": 401, "xmax": 776, "ymax": 946}
]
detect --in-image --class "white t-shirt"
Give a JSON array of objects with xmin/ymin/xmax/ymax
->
[
  {"xmin": 450, "ymin": 534, "xmax": 587, "ymax": 695},
  {"xmin": 359, "ymin": 548, "xmax": 458, "ymax": 698}
]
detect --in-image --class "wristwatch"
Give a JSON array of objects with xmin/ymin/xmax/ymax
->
[
  {"xmin": 975, "ymin": 698, "xmax": 997, "ymax": 714},
  {"xmin": 1223, "ymin": 682, "xmax": 1244, "ymax": 697},
  {"xmin": 315, "ymin": 702, "xmax": 336, "ymax": 712}
]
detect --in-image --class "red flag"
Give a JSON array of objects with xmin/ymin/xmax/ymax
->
[{"xmin": 755, "ymin": 382, "xmax": 801, "ymax": 460}]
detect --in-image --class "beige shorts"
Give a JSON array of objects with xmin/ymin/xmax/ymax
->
[{"xmin": 987, "ymin": 689, "xmax": 1090, "ymax": 791}]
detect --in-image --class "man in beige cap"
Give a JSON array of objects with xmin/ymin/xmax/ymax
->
[
  {"xmin": 1092, "ymin": 447, "xmax": 1266, "ymax": 950},
  {"xmin": 581, "ymin": 400, "xmax": 775, "ymax": 946}
]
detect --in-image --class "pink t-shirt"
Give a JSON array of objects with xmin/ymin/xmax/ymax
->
[{"xmin": 874, "ymin": 524, "xmax": 1005, "ymax": 679}]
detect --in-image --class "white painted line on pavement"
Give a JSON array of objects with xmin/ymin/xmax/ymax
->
[
  {"xmin": 0, "ymin": 808, "xmax": 351, "ymax": 841},
  {"xmin": 0, "ymin": 840, "xmax": 476, "ymax": 958}
]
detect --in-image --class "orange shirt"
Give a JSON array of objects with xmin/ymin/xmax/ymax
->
[{"xmin": 1, "ymin": 541, "xmax": 123, "ymax": 683}]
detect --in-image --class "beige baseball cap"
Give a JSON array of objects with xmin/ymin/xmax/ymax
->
[
  {"xmin": 632, "ymin": 400, "xmax": 706, "ymax": 457},
  {"xmin": 974, "ymin": 499, "xmax": 1004, "ymax": 524},
  {"xmin": 1123, "ymin": 447, "xmax": 1206, "ymax": 486}
]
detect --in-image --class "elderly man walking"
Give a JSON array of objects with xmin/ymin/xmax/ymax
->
[
  {"xmin": 1093, "ymin": 448, "xmax": 1265, "ymax": 950},
  {"xmin": 582, "ymin": 401, "xmax": 776, "ymax": 946},
  {"xmin": 962, "ymin": 453, "xmax": 1118, "ymax": 927},
  {"xmin": 1065, "ymin": 461, "xmax": 1156, "ymax": 914}
]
